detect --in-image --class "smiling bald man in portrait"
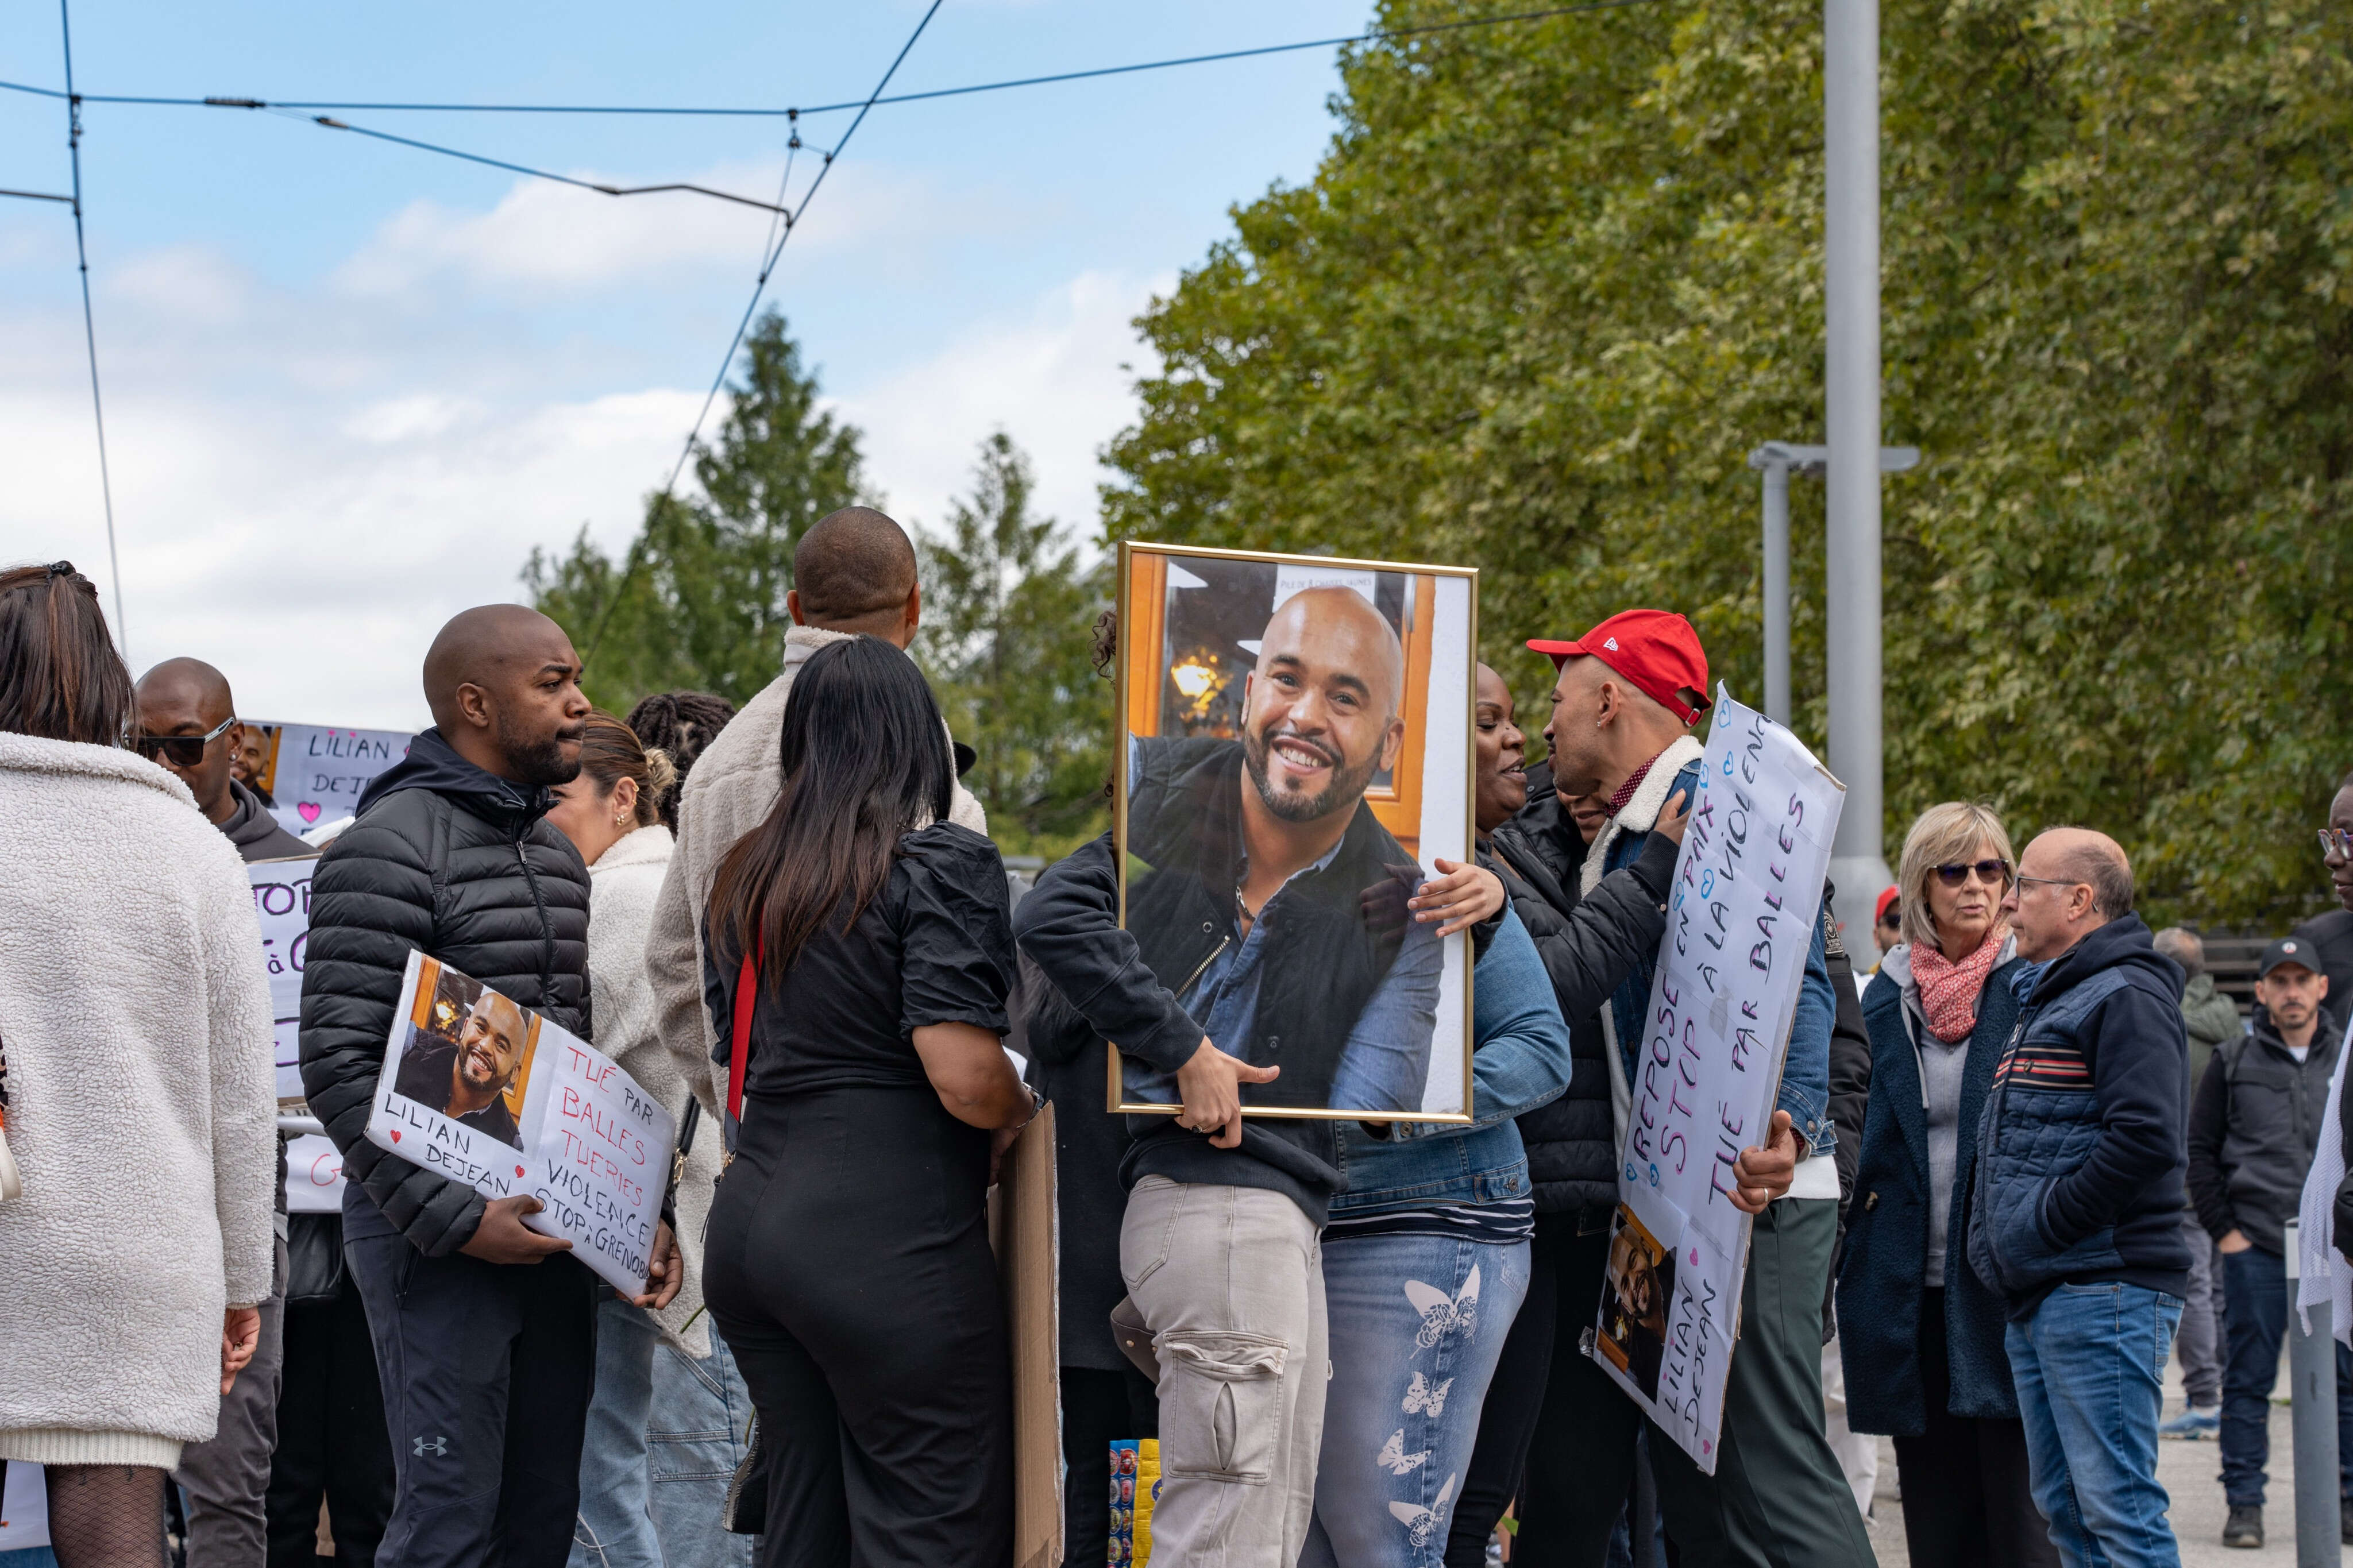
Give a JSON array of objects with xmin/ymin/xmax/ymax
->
[{"xmin": 1122, "ymin": 584, "xmax": 1444, "ymax": 1117}]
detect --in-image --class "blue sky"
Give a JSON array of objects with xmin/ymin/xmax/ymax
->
[{"xmin": 1, "ymin": 1, "xmax": 1367, "ymax": 725}]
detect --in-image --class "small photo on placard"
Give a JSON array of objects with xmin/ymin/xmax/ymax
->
[
  {"xmin": 385, "ymin": 956, "xmax": 538, "ymax": 1152},
  {"xmin": 1597, "ymin": 1204, "xmax": 1677, "ymax": 1401}
]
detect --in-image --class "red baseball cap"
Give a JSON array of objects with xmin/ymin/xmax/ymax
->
[
  {"xmin": 1527, "ymin": 609, "xmax": 1711, "ymax": 725},
  {"xmin": 1874, "ymin": 886, "xmax": 1901, "ymax": 925}
]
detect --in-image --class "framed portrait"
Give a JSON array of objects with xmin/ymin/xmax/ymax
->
[{"xmin": 1111, "ymin": 541, "xmax": 1477, "ymax": 1123}]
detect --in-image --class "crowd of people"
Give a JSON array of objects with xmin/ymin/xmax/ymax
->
[{"xmin": 3, "ymin": 520, "xmax": 2353, "ymax": 1568}]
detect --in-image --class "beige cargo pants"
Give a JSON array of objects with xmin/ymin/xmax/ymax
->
[{"xmin": 1122, "ymin": 1175, "xmax": 1328, "ymax": 1567}]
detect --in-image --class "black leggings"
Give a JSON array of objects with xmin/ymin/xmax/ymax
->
[{"xmin": 704, "ymin": 1086, "xmax": 1013, "ymax": 1568}]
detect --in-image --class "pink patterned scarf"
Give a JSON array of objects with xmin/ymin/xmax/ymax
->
[{"xmin": 1909, "ymin": 926, "xmax": 2007, "ymax": 1043}]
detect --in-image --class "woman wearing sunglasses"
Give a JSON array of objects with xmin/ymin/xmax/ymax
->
[{"xmin": 1833, "ymin": 803, "xmax": 2058, "ymax": 1566}]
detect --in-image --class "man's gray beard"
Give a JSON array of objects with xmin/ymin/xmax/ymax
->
[{"xmin": 1243, "ymin": 729, "xmax": 1378, "ymax": 825}]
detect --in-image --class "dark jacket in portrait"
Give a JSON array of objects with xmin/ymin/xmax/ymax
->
[
  {"xmin": 1123, "ymin": 735, "xmax": 1421, "ymax": 1112},
  {"xmin": 390, "ymin": 1034, "xmax": 524, "ymax": 1150}
]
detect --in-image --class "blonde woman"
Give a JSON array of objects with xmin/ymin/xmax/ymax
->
[{"xmin": 1834, "ymin": 803, "xmax": 2057, "ymax": 1566}]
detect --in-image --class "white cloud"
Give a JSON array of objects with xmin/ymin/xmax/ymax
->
[
  {"xmin": 334, "ymin": 155, "xmax": 983, "ymax": 298},
  {"xmin": 836, "ymin": 267, "xmax": 1165, "ymax": 542},
  {"xmin": 1, "ymin": 173, "xmax": 1163, "ymax": 729}
]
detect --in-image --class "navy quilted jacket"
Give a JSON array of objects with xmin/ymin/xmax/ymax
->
[{"xmin": 1965, "ymin": 914, "xmax": 2191, "ymax": 1318}]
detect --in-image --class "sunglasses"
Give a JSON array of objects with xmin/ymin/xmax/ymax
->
[
  {"xmin": 131, "ymin": 715, "xmax": 236, "ymax": 768},
  {"xmin": 1932, "ymin": 859, "xmax": 2012, "ymax": 889}
]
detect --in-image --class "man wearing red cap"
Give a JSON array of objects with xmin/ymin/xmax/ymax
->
[{"xmin": 1495, "ymin": 610, "xmax": 1870, "ymax": 1567}]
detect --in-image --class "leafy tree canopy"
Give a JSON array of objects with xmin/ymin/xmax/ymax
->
[
  {"xmin": 917, "ymin": 432, "xmax": 1114, "ymax": 858},
  {"xmin": 1104, "ymin": 0, "xmax": 2353, "ymax": 925}
]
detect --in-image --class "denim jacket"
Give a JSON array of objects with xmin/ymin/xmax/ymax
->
[
  {"xmin": 1327, "ymin": 908, "xmax": 1576, "ymax": 1216},
  {"xmin": 1600, "ymin": 756, "xmax": 1836, "ymax": 1157}
]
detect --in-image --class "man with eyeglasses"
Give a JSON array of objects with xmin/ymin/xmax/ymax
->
[
  {"xmin": 2293, "ymin": 778, "xmax": 2353, "ymax": 1013},
  {"xmin": 129, "ymin": 658, "xmax": 308, "ymax": 1568},
  {"xmin": 1968, "ymin": 828, "xmax": 2191, "ymax": 1568}
]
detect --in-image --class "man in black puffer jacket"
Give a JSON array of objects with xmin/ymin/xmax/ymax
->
[{"xmin": 302, "ymin": 605, "xmax": 672, "ymax": 1568}]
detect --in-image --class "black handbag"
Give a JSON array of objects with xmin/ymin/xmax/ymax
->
[{"xmin": 285, "ymin": 1211, "xmax": 346, "ymax": 1305}]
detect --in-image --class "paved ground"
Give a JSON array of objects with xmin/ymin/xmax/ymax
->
[{"xmin": 1861, "ymin": 1357, "xmax": 2340, "ymax": 1566}]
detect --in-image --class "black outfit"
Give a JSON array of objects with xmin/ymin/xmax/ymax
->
[
  {"xmin": 267, "ymin": 1255, "xmax": 396, "ymax": 1566},
  {"xmin": 1012, "ymin": 945, "xmax": 1166, "ymax": 1568},
  {"xmin": 2189, "ymin": 1003, "xmax": 2346, "ymax": 1257},
  {"xmin": 1889, "ymin": 1291, "xmax": 2057, "ymax": 1568},
  {"xmin": 1442, "ymin": 768, "xmax": 1680, "ymax": 1568},
  {"xmin": 389, "ymin": 1037, "xmax": 525, "ymax": 1148},
  {"xmin": 298, "ymin": 727, "xmax": 596, "ymax": 1568},
  {"xmin": 1014, "ymin": 831, "xmax": 1341, "ymax": 1223},
  {"xmin": 701, "ymin": 824, "xmax": 1018, "ymax": 1568},
  {"xmin": 1124, "ymin": 735, "xmax": 1419, "ymax": 1113},
  {"xmin": 2293, "ymin": 909, "xmax": 2353, "ymax": 1029}
]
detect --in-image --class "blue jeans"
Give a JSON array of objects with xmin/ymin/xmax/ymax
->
[
  {"xmin": 646, "ymin": 1328, "xmax": 757, "ymax": 1568},
  {"xmin": 570, "ymin": 1299, "xmax": 664, "ymax": 1568},
  {"xmin": 1302, "ymin": 1233, "xmax": 1530, "ymax": 1568},
  {"xmin": 2005, "ymin": 1282, "xmax": 2184, "ymax": 1568},
  {"xmin": 2219, "ymin": 1246, "xmax": 2353, "ymax": 1507}
]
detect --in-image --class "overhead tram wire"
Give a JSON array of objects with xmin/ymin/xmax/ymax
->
[
  {"xmin": 577, "ymin": 0, "xmax": 944, "ymax": 668},
  {"xmin": 0, "ymin": 0, "xmax": 1655, "ymax": 121},
  {"xmin": 260, "ymin": 109, "xmax": 797, "ymax": 215},
  {"xmin": 58, "ymin": 0, "xmax": 127, "ymax": 655}
]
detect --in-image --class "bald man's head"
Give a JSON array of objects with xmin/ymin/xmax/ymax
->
[
  {"xmin": 2007, "ymin": 825, "xmax": 2134, "ymax": 962},
  {"xmin": 789, "ymin": 507, "xmax": 920, "ymax": 644},
  {"xmin": 1239, "ymin": 587, "xmax": 1409, "ymax": 825},
  {"xmin": 133, "ymin": 656, "xmax": 241, "ymax": 821},
  {"xmin": 422, "ymin": 605, "xmax": 589, "ymax": 787}
]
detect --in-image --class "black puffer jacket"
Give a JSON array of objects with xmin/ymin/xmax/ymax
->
[
  {"xmin": 298, "ymin": 729, "xmax": 591, "ymax": 1255},
  {"xmin": 1487, "ymin": 770, "xmax": 1678, "ymax": 1222}
]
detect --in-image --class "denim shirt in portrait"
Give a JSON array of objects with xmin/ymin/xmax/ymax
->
[{"xmin": 1161, "ymin": 836, "xmax": 1443, "ymax": 1117}]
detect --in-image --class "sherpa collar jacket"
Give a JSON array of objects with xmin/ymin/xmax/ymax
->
[
  {"xmin": 298, "ymin": 728, "xmax": 591, "ymax": 1257},
  {"xmin": 0, "ymin": 733, "xmax": 278, "ymax": 1467}
]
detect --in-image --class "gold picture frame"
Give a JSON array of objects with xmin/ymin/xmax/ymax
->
[{"xmin": 1108, "ymin": 540, "xmax": 1479, "ymax": 1125}]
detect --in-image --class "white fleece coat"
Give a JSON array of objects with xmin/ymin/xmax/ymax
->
[
  {"xmin": 583, "ymin": 824, "xmax": 718, "ymax": 1354},
  {"xmin": 647, "ymin": 627, "xmax": 988, "ymax": 1127},
  {"xmin": 0, "ymin": 734, "xmax": 277, "ymax": 1467}
]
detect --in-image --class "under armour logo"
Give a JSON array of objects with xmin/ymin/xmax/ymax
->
[{"xmin": 413, "ymin": 1435, "xmax": 448, "ymax": 1457}]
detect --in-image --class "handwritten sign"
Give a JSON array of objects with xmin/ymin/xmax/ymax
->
[
  {"xmin": 364, "ymin": 951, "xmax": 675, "ymax": 1293},
  {"xmin": 246, "ymin": 723, "xmax": 413, "ymax": 837},
  {"xmin": 1588, "ymin": 686, "xmax": 1843, "ymax": 1474},
  {"xmin": 285, "ymin": 1131, "xmax": 347, "ymax": 1214},
  {"xmin": 249, "ymin": 856, "xmax": 320, "ymax": 1102}
]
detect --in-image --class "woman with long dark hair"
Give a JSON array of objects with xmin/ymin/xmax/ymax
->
[{"xmin": 699, "ymin": 636, "xmax": 1034, "ymax": 1568}]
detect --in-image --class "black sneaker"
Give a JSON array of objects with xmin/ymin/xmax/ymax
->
[{"xmin": 2224, "ymin": 1504, "xmax": 2263, "ymax": 1548}]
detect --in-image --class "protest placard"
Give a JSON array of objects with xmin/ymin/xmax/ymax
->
[
  {"xmin": 248, "ymin": 855, "xmax": 319, "ymax": 1102},
  {"xmin": 242, "ymin": 722, "xmax": 413, "ymax": 839},
  {"xmin": 1588, "ymin": 686, "xmax": 1844, "ymax": 1474},
  {"xmin": 285, "ymin": 1131, "xmax": 346, "ymax": 1213},
  {"xmin": 364, "ymin": 951, "xmax": 674, "ymax": 1294},
  {"xmin": 0, "ymin": 1458, "xmax": 49, "ymax": 1552}
]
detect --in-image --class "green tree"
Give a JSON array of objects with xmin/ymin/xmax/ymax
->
[
  {"xmin": 527, "ymin": 311, "xmax": 869, "ymax": 709},
  {"xmin": 1104, "ymin": 0, "xmax": 2353, "ymax": 926},
  {"xmin": 917, "ymin": 432, "xmax": 1113, "ymax": 856}
]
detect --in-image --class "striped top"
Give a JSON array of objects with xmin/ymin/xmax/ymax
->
[{"xmin": 1322, "ymin": 1196, "xmax": 1536, "ymax": 1246}]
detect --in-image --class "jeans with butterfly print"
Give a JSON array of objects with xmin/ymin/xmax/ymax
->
[{"xmin": 1301, "ymin": 1234, "xmax": 1531, "ymax": 1568}]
